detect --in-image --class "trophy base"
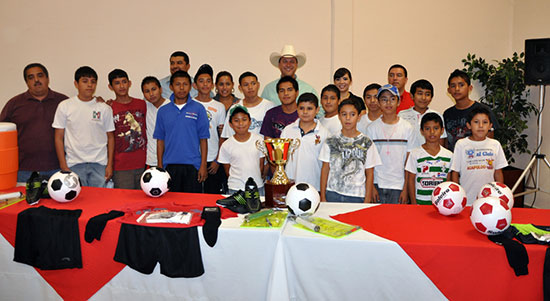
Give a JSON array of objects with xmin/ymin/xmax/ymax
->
[{"xmin": 264, "ymin": 181, "xmax": 295, "ymax": 208}]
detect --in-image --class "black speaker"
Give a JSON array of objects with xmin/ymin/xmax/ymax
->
[{"xmin": 525, "ymin": 38, "xmax": 550, "ymax": 85}]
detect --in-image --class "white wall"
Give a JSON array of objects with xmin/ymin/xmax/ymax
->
[{"xmin": 2, "ymin": 0, "xmax": 549, "ymax": 206}]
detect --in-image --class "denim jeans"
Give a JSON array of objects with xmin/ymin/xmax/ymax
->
[
  {"xmin": 325, "ymin": 190, "xmax": 364, "ymax": 203},
  {"xmin": 17, "ymin": 169, "xmax": 60, "ymax": 183},
  {"xmin": 374, "ymin": 184, "xmax": 402, "ymax": 204},
  {"xmin": 70, "ymin": 163, "xmax": 106, "ymax": 187}
]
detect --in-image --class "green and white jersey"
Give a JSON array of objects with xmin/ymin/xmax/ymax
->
[{"xmin": 405, "ymin": 146, "xmax": 453, "ymax": 205}]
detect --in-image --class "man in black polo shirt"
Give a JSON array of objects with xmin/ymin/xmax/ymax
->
[{"xmin": 0, "ymin": 63, "xmax": 68, "ymax": 181}]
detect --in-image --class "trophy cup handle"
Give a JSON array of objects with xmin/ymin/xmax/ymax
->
[
  {"xmin": 255, "ymin": 139, "xmax": 273, "ymax": 165},
  {"xmin": 289, "ymin": 138, "xmax": 301, "ymax": 156}
]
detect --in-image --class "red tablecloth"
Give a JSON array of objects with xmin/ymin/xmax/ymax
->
[
  {"xmin": 332, "ymin": 204, "xmax": 550, "ymax": 301},
  {"xmin": 0, "ymin": 187, "xmax": 233, "ymax": 301}
]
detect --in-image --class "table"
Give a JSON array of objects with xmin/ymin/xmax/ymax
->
[{"xmin": 0, "ymin": 187, "xmax": 548, "ymax": 300}]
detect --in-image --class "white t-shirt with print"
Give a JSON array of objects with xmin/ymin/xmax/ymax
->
[
  {"xmin": 365, "ymin": 118, "xmax": 416, "ymax": 190},
  {"xmin": 319, "ymin": 133, "xmax": 381, "ymax": 197},
  {"xmin": 221, "ymin": 99, "xmax": 275, "ymax": 138},
  {"xmin": 451, "ymin": 137, "xmax": 508, "ymax": 205},
  {"xmin": 217, "ymin": 132, "xmax": 265, "ymax": 190},
  {"xmin": 197, "ymin": 99, "xmax": 226, "ymax": 162},
  {"xmin": 52, "ymin": 96, "xmax": 115, "ymax": 167},
  {"xmin": 405, "ymin": 146, "xmax": 453, "ymax": 204}
]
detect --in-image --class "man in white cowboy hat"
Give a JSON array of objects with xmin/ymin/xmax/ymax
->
[{"xmin": 261, "ymin": 45, "xmax": 318, "ymax": 106}]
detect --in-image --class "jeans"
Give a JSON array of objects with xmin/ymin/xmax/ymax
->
[
  {"xmin": 113, "ymin": 168, "xmax": 145, "ymax": 190},
  {"xmin": 70, "ymin": 163, "xmax": 106, "ymax": 188},
  {"xmin": 325, "ymin": 190, "xmax": 364, "ymax": 203},
  {"xmin": 17, "ymin": 169, "xmax": 60, "ymax": 182},
  {"xmin": 374, "ymin": 184, "xmax": 402, "ymax": 204}
]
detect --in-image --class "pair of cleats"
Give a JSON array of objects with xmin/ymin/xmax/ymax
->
[
  {"xmin": 216, "ymin": 177, "xmax": 261, "ymax": 214},
  {"xmin": 26, "ymin": 172, "xmax": 50, "ymax": 205}
]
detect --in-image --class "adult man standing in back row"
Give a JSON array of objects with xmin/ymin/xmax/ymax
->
[
  {"xmin": 387, "ymin": 64, "xmax": 414, "ymax": 113},
  {"xmin": 160, "ymin": 51, "xmax": 198, "ymax": 100},
  {"xmin": 0, "ymin": 63, "xmax": 68, "ymax": 181},
  {"xmin": 261, "ymin": 45, "xmax": 318, "ymax": 105}
]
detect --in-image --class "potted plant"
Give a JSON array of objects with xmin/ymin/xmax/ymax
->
[{"xmin": 462, "ymin": 52, "xmax": 538, "ymax": 206}]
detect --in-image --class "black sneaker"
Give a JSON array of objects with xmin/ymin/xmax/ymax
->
[
  {"xmin": 25, "ymin": 172, "xmax": 48, "ymax": 205},
  {"xmin": 216, "ymin": 190, "xmax": 249, "ymax": 214},
  {"xmin": 244, "ymin": 177, "xmax": 261, "ymax": 213}
]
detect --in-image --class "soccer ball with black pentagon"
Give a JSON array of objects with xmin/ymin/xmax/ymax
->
[
  {"xmin": 47, "ymin": 171, "xmax": 81, "ymax": 203},
  {"xmin": 140, "ymin": 167, "xmax": 171, "ymax": 197},
  {"xmin": 286, "ymin": 183, "xmax": 320, "ymax": 216}
]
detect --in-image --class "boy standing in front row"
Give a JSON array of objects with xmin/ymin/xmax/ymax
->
[
  {"xmin": 108, "ymin": 69, "xmax": 147, "ymax": 189},
  {"xmin": 281, "ymin": 93, "xmax": 330, "ymax": 191},
  {"xmin": 365, "ymin": 84, "xmax": 416, "ymax": 204},
  {"xmin": 405, "ymin": 113, "xmax": 453, "ymax": 205},
  {"xmin": 217, "ymin": 106, "xmax": 265, "ymax": 195},
  {"xmin": 320, "ymin": 99, "xmax": 381, "ymax": 203},
  {"xmin": 154, "ymin": 70, "xmax": 210, "ymax": 193},
  {"xmin": 141, "ymin": 76, "xmax": 169, "ymax": 168},
  {"xmin": 451, "ymin": 107, "xmax": 507, "ymax": 205},
  {"xmin": 53, "ymin": 66, "xmax": 115, "ymax": 187}
]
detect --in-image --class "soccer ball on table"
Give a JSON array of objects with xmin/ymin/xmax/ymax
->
[
  {"xmin": 477, "ymin": 182, "xmax": 514, "ymax": 209},
  {"xmin": 470, "ymin": 196, "xmax": 512, "ymax": 235},
  {"xmin": 286, "ymin": 183, "xmax": 320, "ymax": 216},
  {"xmin": 431, "ymin": 181, "xmax": 467, "ymax": 216},
  {"xmin": 140, "ymin": 167, "xmax": 171, "ymax": 197},
  {"xmin": 47, "ymin": 171, "xmax": 82, "ymax": 203}
]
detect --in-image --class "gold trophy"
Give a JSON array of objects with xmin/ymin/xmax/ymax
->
[{"xmin": 256, "ymin": 138, "xmax": 300, "ymax": 208}]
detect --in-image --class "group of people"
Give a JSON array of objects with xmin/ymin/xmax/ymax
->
[{"xmin": 0, "ymin": 45, "xmax": 507, "ymax": 204}]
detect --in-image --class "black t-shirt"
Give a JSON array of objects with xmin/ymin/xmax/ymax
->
[{"xmin": 443, "ymin": 101, "xmax": 500, "ymax": 151}]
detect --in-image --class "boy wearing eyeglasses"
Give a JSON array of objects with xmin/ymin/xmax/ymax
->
[{"xmin": 365, "ymin": 84, "xmax": 416, "ymax": 204}]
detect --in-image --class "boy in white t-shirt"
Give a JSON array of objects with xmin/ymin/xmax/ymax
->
[
  {"xmin": 451, "ymin": 106, "xmax": 507, "ymax": 205},
  {"xmin": 358, "ymin": 83, "xmax": 382, "ymax": 133},
  {"xmin": 319, "ymin": 84, "xmax": 341, "ymax": 136},
  {"xmin": 193, "ymin": 64, "xmax": 227, "ymax": 194},
  {"xmin": 141, "ymin": 76, "xmax": 169, "ymax": 167},
  {"xmin": 221, "ymin": 72, "xmax": 275, "ymax": 139},
  {"xmin": 218, "ymin": 106, "xmax": 265, "ymax": 195},
  {"xmin": 53, "ymin": 66, "xmax": 115, "ymax": 187},
  {"xmin": 405, "ymin": 113, "xmax": 453, "ymax": 205},
  {"xmin": 319, "ymin": 99, "xmax": 381, "ymax": 203},
  {"xmin": 281, "ymin": 93, "xmax": 330, "ymax": 191},
  {"xmin": 398, "ymin": 79, "xmax": 447, "ymax": 148},
  {"xmin": 365, "ymin": 84, "xmax": 416, "ymax": 204}
]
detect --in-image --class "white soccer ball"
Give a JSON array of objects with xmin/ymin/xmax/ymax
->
[
  {"xmin": 140, "ymin": 167, "xmax": 171, "ymax": 197},
  {"xmin": 470, "ymin": 196, "xmax": 512, "ymax": 235},
  {"xmin": 477, "ymin": 182, "xmax": 514, "ymax": 209},
  {"xmin": 47, "ymin": 171, "xmax": 82, "ymax": 203},
  {"xmin": 431, "ymin": 182, "xmax": 467, "ymax": 216},
  {"xmin": 286, "ymin": 183, "xmax": 320, "ymax": 216}
]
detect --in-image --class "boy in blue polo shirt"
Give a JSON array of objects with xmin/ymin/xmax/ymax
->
[{"xmin": 154, "ymin": 70, "xmax": 210, "ymax": 193}]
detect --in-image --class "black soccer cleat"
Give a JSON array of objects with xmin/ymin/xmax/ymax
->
[
  {"xmin": 244, "ymin": 177, "xmax": 261, "ymax": 213},
  {"xmin": 216, "ymin": 190, "xmax": 249, "ymax": 214}
]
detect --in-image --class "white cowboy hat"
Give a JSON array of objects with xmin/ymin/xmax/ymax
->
[{"xmin": 269, "ymin": 45, "xmax": 307, "ymax": 68}]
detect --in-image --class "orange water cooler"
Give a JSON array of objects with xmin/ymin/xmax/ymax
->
[{"xmin": 0, "ymin": 122, "xmax": 18, "ymax": 190}]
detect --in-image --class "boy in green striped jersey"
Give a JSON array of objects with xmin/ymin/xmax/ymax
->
[{"xmin": 405, "ymin": 113, "xmax": 452, "ymax": 204}]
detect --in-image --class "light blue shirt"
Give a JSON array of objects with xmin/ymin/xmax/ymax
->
[{"xmin": 260, "ymin": 75, "xmax": 318, "ymax": 105}]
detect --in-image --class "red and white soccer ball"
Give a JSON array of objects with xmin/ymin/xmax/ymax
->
[
  {"xmin": 477, "ymin": 182, "xmax": 514, "ymax": 209},
  {"xmin": 431, "ymin": 182, "xmax": 467, "ymax": 216},
  {"xmin": 470, "ymin": 196, "xmax": 512, "ymax": 235}
]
